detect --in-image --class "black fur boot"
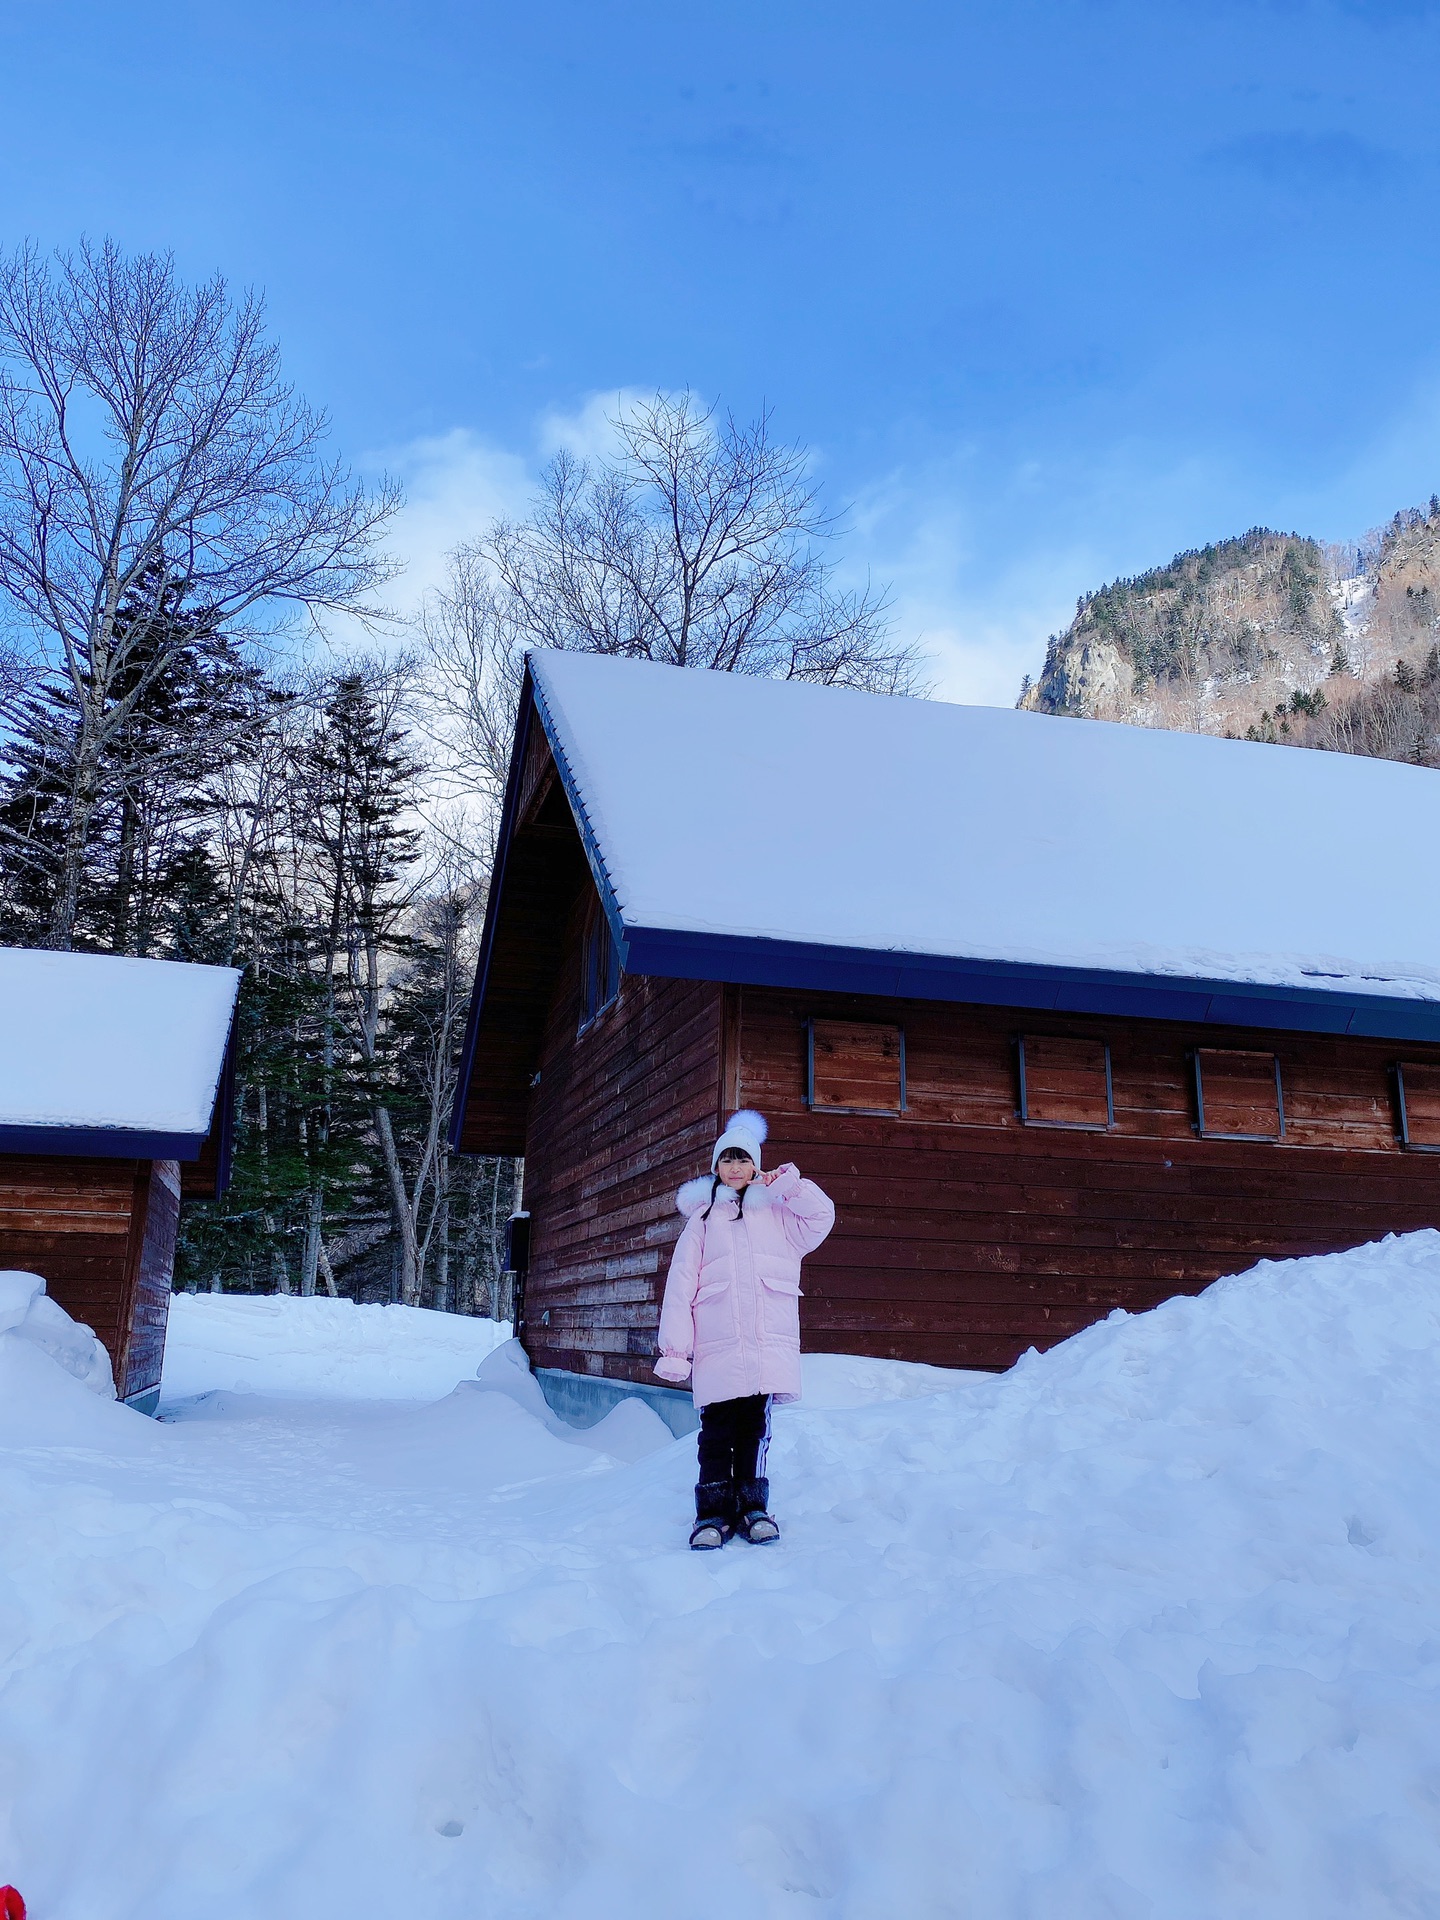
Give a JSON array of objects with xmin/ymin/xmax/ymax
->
[
  {"xmin": 690, "ymin": 1480, "xmax": 734, "ymax": 1551},
  {"xmin": 734, "ymin": 1478, "xmax": 779, "ymax": 1545}
]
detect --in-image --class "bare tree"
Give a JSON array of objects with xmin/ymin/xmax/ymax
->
[
  {"xmin": 387, "ymin": 874, "xmax": 483, "ymax": 1308},
  {"xmin": 206, "ymin": 683, "xmax": 307, "ymax": 966},
  {"xmin": 0, "ymin": 238, "xmax": 400, "ymax": 947},
  {"xmin": 417, "ymin": 545, "xmax": 530, "ymax": 821},
  {"xmin": 420, "ymin": 392, "xmax": 922, "ymax": 810}
]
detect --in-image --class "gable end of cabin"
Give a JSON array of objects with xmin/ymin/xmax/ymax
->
[{"xmin": 0, "ymin": 947, "xmax": 240, "ymax": 1412}]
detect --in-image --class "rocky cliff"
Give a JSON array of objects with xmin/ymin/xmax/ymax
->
[{"xmin": 1019, "ymin": 502, "xmax": 1440, "ymax": 754}]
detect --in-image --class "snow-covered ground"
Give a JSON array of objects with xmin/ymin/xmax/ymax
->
[
  {"xmin": 159, "ymin": 1292, "xmax": 514, "ymax": 1405},
  {"xmin": 5, "ymin": 1245, "xmax": 1440, "ymax": 1917}
]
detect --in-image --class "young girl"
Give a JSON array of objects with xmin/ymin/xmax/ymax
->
[{"xmin": 656, "ymin": 1110, "xmax": 835, "ymax": 1549}]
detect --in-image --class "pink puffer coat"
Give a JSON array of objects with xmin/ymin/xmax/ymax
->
[{"xmin": 655, "ymin": 1163, "xmax": 835, "ymax": 1408}]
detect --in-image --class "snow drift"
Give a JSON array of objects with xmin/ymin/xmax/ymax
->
[
  {"xmin": 0, "ymin": 1270, "xmax": 113, "ymax": 1401},
  {"xmin": 5, "ymin": 1240, "xmax": 1440, "ymax": 1917}
]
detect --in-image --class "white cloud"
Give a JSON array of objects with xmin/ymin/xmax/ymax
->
[
  {"xmin": 537, "ymin": 389, "xmax": 651, "ymax": 463},
  {"xmin": 898, "ymin": 554, "xmax": 1096, "ymax": 708},
  {"xmin": 845, "ymin": 439, "xmax": 1250, "ymax": 707},
  {"xmin": 365, "ymin": 402, "xmax": 1123, "ymax": 706},
  {"xmin": 538, "ymin": 385, "xmax": 733, "ymax": 469},
  {"xmin": 350, "ymin": 391, "xmax": 667, "ymax": 635},
  {"xmin": 372, "ymin": 428, "xmax": 534, "ymax": 615}
]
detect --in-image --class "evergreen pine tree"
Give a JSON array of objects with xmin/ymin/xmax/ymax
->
[{"xmin": 0, "ymin": 567, "xmax": 270, "ymax": 955}]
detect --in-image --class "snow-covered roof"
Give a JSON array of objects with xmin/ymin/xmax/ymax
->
[
  {"xmin": 0, "ymin": 947, "xmax": 240, "ymax": 1147},
  {"xmin": 526, "ymin": 650, "xmax": 1440, "ymax": 1032}
]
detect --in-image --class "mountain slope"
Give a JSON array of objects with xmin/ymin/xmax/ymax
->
[{"xmin": 1020, "ymin": 501, "xmax": 1440, "ymax": 757}]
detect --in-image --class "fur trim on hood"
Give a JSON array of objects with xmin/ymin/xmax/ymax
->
[
  {"xmin": 676, "ymin": 1173, "xmax": 776, "ymax": 1218},
  {"xmin": 677, "ymin": 1176, "xmax": 715, "ymax": 1218}
]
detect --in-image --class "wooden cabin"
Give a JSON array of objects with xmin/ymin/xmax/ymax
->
[
  {"xmin": 451, "ymin": 650, "xmax": 1440, "ymax": 1427},
  {"xmin": 0, "ymin": 946, "xmax": 240, "ymax": 1412}
]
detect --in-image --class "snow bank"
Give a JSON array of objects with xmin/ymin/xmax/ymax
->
[
  {"xmin": 6, "ymin": 1238, "xmax": 1440, "ymax": 1916},
  {"xmin": 160, "ymin": 1292, "xmax": 513, "ymax": 1406},
  {"xmin": 799, "ymin": 1348, "xmax": 979, "ymax": 1408},
  {"xmin": 0, "ymin": 1269, "xmax": 113, "ymax": 1399}
]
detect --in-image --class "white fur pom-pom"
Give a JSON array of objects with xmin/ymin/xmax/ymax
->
[{"xmin": 726, "ymin": 1109, "xmax": 768, "ymax": 1143}]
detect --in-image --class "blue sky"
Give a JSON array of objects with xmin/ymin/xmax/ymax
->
[{"xmin": 2, "ymin": 0, "xmax": 1438, "ymax": 700}]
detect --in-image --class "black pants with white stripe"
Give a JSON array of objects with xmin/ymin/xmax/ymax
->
[{"xmin": 695, "ymin": 1393, "xmax": 771, "ymax": 1521}]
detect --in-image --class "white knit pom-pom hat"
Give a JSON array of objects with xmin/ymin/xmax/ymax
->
[{"xmin": 711, "ymin": 1108, "xmax": 767, "ymax": 1171}]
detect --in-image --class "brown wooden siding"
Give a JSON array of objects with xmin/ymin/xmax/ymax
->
[
  {"xmin": 521, "ymin": 884, "xmax": 727, "ymax": 1385},
  {"xmin": 518, "ymin": 956, "xmax": 1440, "ymax": 1381},
  {"xmin": 739, "ymin": 990, "xmax": 1440, "ymax": 1370},
  {"xmin": 118, "ymin": 1159, "xmax": 180, "ymax": 1401},
  {"xmin": 0, "ymin": 1155, "xmax": 139, "ymax": 1363},
  {"xmin": 0, "ymin": 1152, "xmax": 180, "ymax": 1399}
]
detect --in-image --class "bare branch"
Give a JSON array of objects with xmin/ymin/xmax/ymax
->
[
  {"xmin": 0, "ymin": 237, "xmax": 402, "ymax": 944},
  {"xmin": 417, "ymin": 390, "xmax": 923, "ymax": 829}
]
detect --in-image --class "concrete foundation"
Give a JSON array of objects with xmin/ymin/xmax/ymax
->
[{"xmin": 535, "ymin": 1366, "xmax": 699, "ymax": 1437}]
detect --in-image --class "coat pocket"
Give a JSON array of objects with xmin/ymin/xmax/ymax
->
[
  {"xmin": 692, "ymin": 1279, "xmax": 734, "ymax": 1353},
  {"xmin": 758, "ymin": 1268, "xmax": 802, "ymax": 1340}
]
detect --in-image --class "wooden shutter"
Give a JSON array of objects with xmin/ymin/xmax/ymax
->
[
  {"xmin": 807, "ymin": 1020, "xmax": 906, "ymax": 1115},
  {"xmin": 579, "ymin": 897, "xmax": 620, "ymax": 1029},
  {"xmin": 1395, "ymin": 1062, "xmax": 1440, "ymax": 1150},
  {"xmin": 1193, "ymin": 1048, "xmax": 1284, "ymax": 1140},
  {"xmin": 1017, "ymin": 1035, "xmax": 1112, "ymax": 1130}
]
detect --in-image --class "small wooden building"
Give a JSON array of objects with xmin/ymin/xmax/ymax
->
[
  {"xmin": 451, "ymin": 650, "xmax": 1440, "ymax": 1425},
  {"xmin": 0, "ymin": 946, "xmax": 239, "ymax": 1412}
]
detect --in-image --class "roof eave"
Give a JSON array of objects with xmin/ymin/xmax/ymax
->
[
  {"xmin": 622, "ymin": 925, "xmax": 1440, "ymax": 1043},
  {"xmin": 0, "ymin": 1123, "xmax": 213, "ymax": 1160},
  {"xmin": 449, "ymin": 658, "xmax": 633, "ymax": 1152},
  {"xmin": 527, "ymin": 656, "xmax": 629, "ymax": 957}
]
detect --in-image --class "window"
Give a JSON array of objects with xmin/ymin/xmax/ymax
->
[
  {"xmin": 807, "ymin": 1020, "xmax": 906, "ymax": 1115},
  {"xmin": 1192, "ymin": 1048, "xmax": 1284, "ymax": 1141},
  {"xmin": 1394, "ymin": 1062, "xmax": 1440, "ymax": 1151},
  {"xmin": 579, "ymin": 898, "xmax": 621, "ymax": 1030},
  {"xmin": 1016, "ymin": 1034, "xmax": 1113, "ymax": 1131}
]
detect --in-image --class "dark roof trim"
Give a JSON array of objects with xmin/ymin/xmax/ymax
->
[
  {"xmin": 527, "ymin": 661, "xmax": 629, "ymax": 957},
  {"xmin": 449, "ymin": 673, "xmax": 538, "ymax": 1150},
  {"xmin": 623, "ymin": 926, "xmax": 1440, "ymax": 1043},
  {"xmin": 208, "ymin": 1022, "xmax": 239, "ymax": 1196},
  {"xmin": 0, "ymin": 1124, "xmax": 210, "ymax": 1161},
  {"xmin": 449, "ymin": 660, "xmax": 632, "ymax": 1153}
]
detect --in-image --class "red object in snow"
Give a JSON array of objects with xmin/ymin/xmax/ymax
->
[{"xmin": 0, "ymin": 1888, "xmax": 25, "ymax": 1920}]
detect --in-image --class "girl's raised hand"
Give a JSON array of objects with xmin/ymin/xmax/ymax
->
[{"xmin": 756, "ymin": 1164, "xmax": 786, "ymax": 1186}]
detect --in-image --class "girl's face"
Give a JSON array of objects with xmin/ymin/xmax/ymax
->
[{"xmin": 717, "ymin": 1152, "xmax": 755, "ymax": 1189}]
